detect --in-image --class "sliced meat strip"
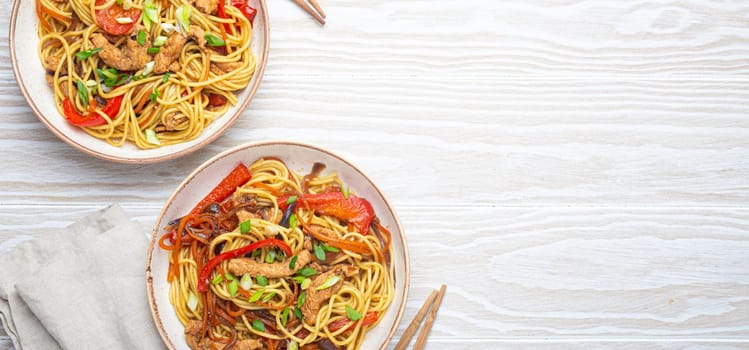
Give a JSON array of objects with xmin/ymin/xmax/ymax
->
[
  {"xmin": 194, "ymin": 0, "xmax": 218, "ymax": 15},
  {"xmin": 91, "ymin": 32, "xmax": 150, "ymax": 71},
  {"xmin": 228, "ymin": 250, "xmax": 313, "ymax": 278},
  {"xmin": 301, "ymin": 265, "xmax": 359, "ymax": 324},
  {"xmin": 43, "ymin": 55, "xmax": 67, "ymax": 74},
  {"xmin": 154, "ymin": 25, "xmax": 206, "ymax": 74},
  {"xmin": 184, "ymin": 320, "xmax": 263, "ymax": 350}
]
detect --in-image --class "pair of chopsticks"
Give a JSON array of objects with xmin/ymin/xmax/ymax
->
[
  {"xmin": 291, "ymin": 0, "xmax": 326, "ymax": 25},
  {"xmin": 394, "ymin": 285, "xmax": 447, "ymax": 350}
]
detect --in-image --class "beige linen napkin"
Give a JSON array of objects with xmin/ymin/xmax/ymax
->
[{"xmin": 0, "ymin": 205, "xmax": 166, "ymax": 350}]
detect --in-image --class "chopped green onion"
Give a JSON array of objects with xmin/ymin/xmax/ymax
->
[
  {"xmin": 239, "ymin": 274, "xmax": 253, "ymax": 290},
  {"xmin": 136, "ymin": 30, "xmax": 147, "ymax": 46},
  {"xmin": 297, "ymin": 292, "xmax": 306, "ymax": 308},
  {"xmin": 346, "ymin": 305, "xmax": 362, "ymax": 321},
  {"xmin": 297, "ymin": 267, "xmax": 317, "ymax": 277},
  {"xmin": 145, "ymin": 129, "xmax": 160, "ymax": 145},
  {"xmin": 292, "ymin": 276, "xmax": 306, "ymax": 284},
  {"xmin": 147, "ymin": 47, "xmax": 160, "ymax": 54},
  {"xmin": 121, "ymin": 0, "xmax": 133, "ymax": 9},
  {"xmin": 322, "ymin": 244, "xmax": 340, "ymax": 253},
  {"xmin": 160, "ymin": 22, "xmax": 178, "ymax": 33},
  {"xmin": 287, "ymin": 340, "xmax": 298, "ymax": 350},
  {"xmin": 239, "ymin": 220, "xmax": 251, "ymax": 234},
  {"xmin": 289, "ymin": 214, "xmax": 298, "ymax": 229},
  {"xmin": 211, "ymin": 274, "xmax": 224, "ymax": 285},
  {"xmin": 262, "ymin": 292, "xmax": 275, "ymax": 302},
  {"xmin": 300, "ymin": 278, "xmax": 311, "ymax": 290},
  {"xmin": 75, "ymin": 48, "xmax": 102, "ymax": 60},
  {"xmin": 252, "ymin": 249, "xmax": 261, "ymax": 258},
  {"xmin": 280, "ymin": 307, "xmax": 289, "ymax": 326},
  {"xmin": 249, "ymin": 289, "xmax": 264, "ymax": 302},
  {"xmin": 153, "ymin": 35, "xmax": 167, "ymax": 47},
  {"xmin": 225, "ymin": 273, "xmax": 235, "ymax": 281},
  {"xmin": 314, "ymin": 243, "xmax": 326, "ymax": 261},
  {"xmin": 228, "ymin": 279, "xmax": 238, "ymax": 297},
  {"xmin": 289, "ymin": 255, "xmax": 298, "ymax": 270},
  {"xmin": 256, "ymin": 275, "xmax": 268, "ymax": 286},
  {"xmin": 115, "ymin": 17, "xmax": 134, "ymax": 24},
  {"xmin": 143, "ymin": 0, "xmax": 159, "ymax": 30},
  {"xmin": 252, "ymin": 319, "xmax": 265, "ymax": 332},
  {"xmin": 76, "ymin": 79, "xmax": 89, "ymax": 108},
  {"xmin": 286, "ymin": 195, "xmax": 298, "ymax": 205},
  {"xmin": 142, "ymin": 61, "xmax": 155, "ymax": 76},
  {"xmin": 148, "ymin": 87, "xmax": 160, "ymax": 103},
  {"xmin": 204, "ymin": 33, "xmax": 226, "ymax": 47},
  {"xmin": 293, "ymin": 307, "xmax": 303, "ymax": 320},
  {"xmin": 265, "ymin": 249, "xmax": 276, "ymax": 263},
  {"xmin": 276, "ymin": 251, "xmax": 286, "ymax": 262},
  {"xmin": 162, "ymin": 72, "xmax": 170, "ymax": 83},
  {"xmin": 187, "ymin": 291, "xmax": 199, "ymax": 312},
  {"xmin": 342, "ymin": 186, "xmax": 350, "ymax": 199},
  {"xmin": 315, "ymin": 276, "xmax": 340, "ymax": 290},
  {"xmin": 175, "ymin": 6, "xmax": 191, "ymax": 33}
]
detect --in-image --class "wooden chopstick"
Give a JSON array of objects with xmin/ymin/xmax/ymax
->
[
  {"xmin": 307, "ymin": 0, "xmax": 327, "ymax": 19},
  {"xmin": 393, "ymin": 289, "xmax": 438, "ymax": 350},
  {"xmin": 413, "ymin": 284, "xmax": 446, "ymax": 350},
  {"xmin": 292, "ymin": 0, "xmax": 326, "ymax": 25},
  {"xmin": 394, "ymin": 285, "xmax": 447, "ymax": 350}
]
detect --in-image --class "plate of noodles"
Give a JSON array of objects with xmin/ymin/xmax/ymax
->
[
  {"xmin": 10, "ymin": 0, "xmax": 269, "ymax": 163},
  {"xmin": 146, "ymin": 141, "xmax": 410, "ymax": 350}
]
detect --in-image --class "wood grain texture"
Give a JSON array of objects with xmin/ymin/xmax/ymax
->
[
  {"xmin": 1, "ymin": 0, "xmax": 748, "ymax": 348},
  {"xmin": 1, "ymin": 206, "xmax": 748, "ymax": 343},
  {"xmin": 1, "ymin": 77, "xmax": 748, "ymax": 207}
]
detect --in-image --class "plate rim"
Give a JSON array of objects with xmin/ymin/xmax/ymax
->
[
  {"xmin": 9, "ymin": 0, "xmax": 271, "ymax": 164},
  {"xmin": 145, "ymin": 140, "xmax": 411, "ymax": 350}
]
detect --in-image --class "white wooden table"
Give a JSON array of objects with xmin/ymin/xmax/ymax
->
[{"xmin": 2, "ymin": 0, "xmax": 749, "ymax": 349}]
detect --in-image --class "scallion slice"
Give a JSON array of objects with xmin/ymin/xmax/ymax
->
[
  {"xmin": 346, "ymin": 305, "xmax": 362, "ymax": 321},
  {"xmin": 76, "ymin": 79, "xmax": 88, "ymax": 108},
  {"xmin": 240, "ymin": 220, "xmax": 251, "ymax": 234},
  {"xmin": 315, "ymin": 275, "xmax": 340, "ymax": 291},
  {"xmin": 239, "ymin": 274, "xmax": 253, "ymax": 290},
  {"xmin": 228, "ymin": 279, "xmax": 239, "ymax": 297},
  {"xmin": 136, "ymin": 30, "xmax": 147, "ymax": 46},
  {"xmin": 286, "ymin": 195, "xmax": 297, "ymax": 205},
  {"xmin": 256, "ymin": 275, "xmax": 268, "ymax": 286},
  {"xmin": 211, "ymin": 274, "xmax": 224, "ymax": 285},
  {"xmin": 249, "ymin": 289, "xmax": 264, "ymax": 302},
  {"xmin": 204, "ymin": 33, "xmax": 226, "ymax": 47},
  {"xmin": 289, "ymin": 255, "xmax": 298, "ymax": 270},
  {"xmin": 145, "ymin": 129, "xmax": 160, "ymax": 145},
  {"xmin": 252, "ymin": 319, "xmax": 265, "ymax": 332},
  {"xmin": 314, "ymin": 243, "xmax": 326, "ymax": 261},
  {"xmin": 297, "ymin": 267, "xmax": 317, "ymax": 277},
  {"xmin": 297, "ymin": 291, "xmax": 306, "ymax": 308},
  {"xmin": 187, "ymin": 291, "xmax": 199, "ymax": 312},
  {"xmin": 75, "ymin": 48, "xmax": 102, "ymax": 60}
]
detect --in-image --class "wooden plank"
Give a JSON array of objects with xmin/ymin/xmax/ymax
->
[
  {"xmin": 2, "ymin": 1, "xmax": 749, "ymax": 79},
  {"xmin": 1, "ymin": 205, "xmax": 747, "ymax": 339},
  {"xmin": 0, "ymin": 77, "xmax": 746, "ymax": 207}
]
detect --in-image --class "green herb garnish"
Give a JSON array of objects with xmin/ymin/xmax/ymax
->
[
  {"xmin": 136, "ymin": 30, "xmax": 147, "ymax": 46},
  {"xmin": 297, "ymin": 291, "xmax": 306, "ymax": 308},
  {"xmin": 289, "ymin": 255, "xmax": 298, "ymax": 270},
  {"xmin": 286, "ymin": 195, "xmax": 297, "ymax": 205},
  {"xmin": 251, "ymin": 319, "xmax": 265, "ymax": 332},
  {"xmin": 314, "ymin": 243, "xmax": 326, "ymax": 261},
  {"xmin": 147, "ymin": 47, "xmax": 160, "ymax": 54},
  {"xmin": 249, "ymin": 289, "xmax": 264, "ymax": 302},
  {"xmin": 346, "ymin": 305, "xmax": 362, "ymax": 321},
  {"xmin": 204, "ymin": 33, "xmax": 226, "ymax": 47},
  {"xmin": 228, "ymin": 279, "xmax": 238, "ymax": 297},
  {"xmin": 297, "ymin": 267, "xmax": 317, "ymax": 277},
  {"xmin": 75, "ymin": 48, "xmax": 102, "ymax": 60},
  {"xmin": 240, "ymin": 220, "xmax": 251, "ymax": 234},
  {"xmin": 256, "ymin": 275, "xmax": 268, "ymax": 286},
  {"xmin": 211, "ymin": 274, "xmax": 224, "ymax": 285}
]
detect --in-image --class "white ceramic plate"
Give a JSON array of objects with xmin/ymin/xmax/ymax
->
[
  {"xmin": 9, "ymin": 0, "xmax": 269, "ymax": 163},
  {"xmin": 146, "ymin": 141, "xmax": 410, "ymax": 349}
]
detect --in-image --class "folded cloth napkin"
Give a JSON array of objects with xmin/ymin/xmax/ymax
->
[{"xmin": 0, "ymin": 205, "xmax": 166, "ymax": 350}]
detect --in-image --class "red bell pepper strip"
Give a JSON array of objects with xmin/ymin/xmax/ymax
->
[
  {"xmin": 94, "ymin": 0, "xmax": 142, "ymax": 35},
  {"xmin": 278, "ymin": 192, "xmax": 374, "ymax": 235},
  {"xmin": 197, "ymin": 238, "xmax": 292, "ymax": 292},
  {"xmin": 217, "ymin": 0, "xmax": 231, "ymax": 33},
  {"xmin": 62, "ymin": 95, "xmax": 124, "ymax": 127},
  {"xmin": 231, "ymin": 0, "xmax": 257, "ymax": 25},
  {"xmin": 189, "ymin": 164, "xmax": 252, "ymax": 216},
  {"xmin": 328, "ymin": 311, "xmax": 378, "ymax": 332}
]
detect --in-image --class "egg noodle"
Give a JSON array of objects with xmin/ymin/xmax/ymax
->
[
  {"xmin": 36, "ymin": 0, "xmax": 256, "ymax": 148},
  {"xmin": 159, "ymin": 158, "xmax": 395, "ymax": 350}
]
